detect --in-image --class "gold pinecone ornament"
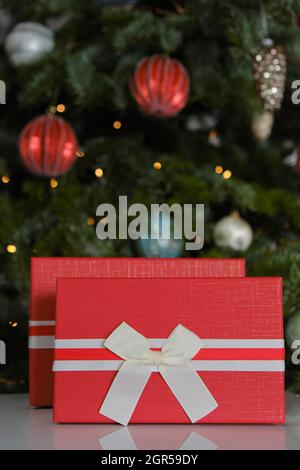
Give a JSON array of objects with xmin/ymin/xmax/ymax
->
[
  {"xmin": 252, "ymin": 39, "xmax": 286, "ymax": 141},
  {"xmin": 251, "ymin": 111, "xmax": 274, "ymax": 142},
  {"xmin": 253, "ymin": 39, "xmax": 286, "ymax": 111}
]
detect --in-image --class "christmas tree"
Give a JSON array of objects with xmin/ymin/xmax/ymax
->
[{"xmin": 1, "ymin": 0, "xmax": 300, "ymax": 393}]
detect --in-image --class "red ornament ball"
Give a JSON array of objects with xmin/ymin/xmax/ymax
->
[
  {"xmin": 19, "ymin": 115, "xmax": 78, "ymax": 177},
  {"xmin": 130, "ymin": 54, "xmax": 190, "ymax": 117},
  {"xmin": 296, "ymin": 148, "xmax": 300, "ymax": 175}
]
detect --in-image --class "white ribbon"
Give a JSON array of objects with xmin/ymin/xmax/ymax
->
[{"xmin": 99, "ymin": 322, "xmax": 218, "ymax": 426}]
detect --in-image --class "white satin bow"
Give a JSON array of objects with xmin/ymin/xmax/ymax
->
[{"xmin": 99, "ymin": 322, "xmax": 218, "ymax": 425}]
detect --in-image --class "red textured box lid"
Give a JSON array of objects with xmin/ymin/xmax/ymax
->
[
  {"xmin": 30, "ymin": 257, "xmax": 245, "ymax": 322},
  {"xmin": 29, "ymin": 257, "xmax": 245, "ymax": 407},
  {"xmin": 53, "ymin": 277, "xmax": 285, "ymax": 424}
]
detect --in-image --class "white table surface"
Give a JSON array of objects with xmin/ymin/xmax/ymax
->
[{"xmin": 0, "ymin": 393, "xmax": 300, "ymax": 450}]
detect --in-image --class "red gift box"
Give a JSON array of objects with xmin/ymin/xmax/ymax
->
[
  {"xmin": 29, "ymin": 257, "xmax": 245, "ymax": 407},
  {"xmin": 53, "ymin": 277, "xmax": 285, "ymax": 424}
]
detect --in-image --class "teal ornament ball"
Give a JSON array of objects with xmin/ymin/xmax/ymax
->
[{"xmin": 135, "ymin": 212, "xmax": 184, "ymax": 258}]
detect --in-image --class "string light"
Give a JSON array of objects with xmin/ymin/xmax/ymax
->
[
  {"xmin": 209, "ymin": 129, "xmax": 218, "ymax": 139},
  {"xmin": 153, "ymin": 161, "xmax": 162, "ymax": 170},
  {"xmin": 113, "ymin": 120, "xmax": 122, "ymax": 130},
  {"xmin": 2, "ymin": 175, "xmax": 10, "ymax": 184},
  {"xmin": 223, "ymin": 170, "xmax": 232, "ymax": 180},
  {"xmin": 215, "ymin": 165, "xmax": 223, "ymax": 174},
  {"xmin": 208, "ymin": 129, "xmax": 222, "ymax": 147},
  {"xmin": 49, "ymin": 105, "xmax": 57, "ymax": 114},
  {"xmin": 50, "ymin": 178, "xmax": 58, "ymax": 188},
  {"xmin": 95, "ymin": 168, "xmax": 104, "ymax": 178},
  {"xmin": 6, "ymin": 244, "xmax": 17, "ymax": 254},
  {"xmin": 9, "ymin": 321, "xmax": 18, "ymax": 327},
  {"xmin": 56, "ymin": 104, "xmax": 66, "ymax": 113},
  {"xmin": 87, "ymin": 217, "xmax": 95, "ymax": 226},
  {"xmin": 76, "ymin": 150, "xmax": 85, "ymax": 158}
]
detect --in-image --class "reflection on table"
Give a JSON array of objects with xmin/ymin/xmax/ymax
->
[{"xmin": 0, "ymin": 392, "xmax": 299, "ymax": 450}]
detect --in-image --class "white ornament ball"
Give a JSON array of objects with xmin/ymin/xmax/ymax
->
[
  {"xmin": 251, "ymin": 111, "xmax": 274, "ymax": 142},
  {"xmin": 186, "ymin": 115, "xmax": 202, "ymax": 131},
  {"xmin": 214, "ymin": 213, "xmax": 253, "ymax": 251},
  {"xmin": 5, "ymin": 22, "xmax": 54, "ymax": 66},
  {"xmin": 186, "ymin": 113, "xmax": 217, "ymax": 132}
]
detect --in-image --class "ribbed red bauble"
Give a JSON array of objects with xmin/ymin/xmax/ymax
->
[
  {"xmin": 130, "ymin": 54, "xmax": 190, "ymax": 117},
  {"xmin": 296, "ymin": 147, "xmax": 300, "ymax": 175},
  {"xmin": 19, "ymin": 115, "xmax": 78, "ymax": 177}
]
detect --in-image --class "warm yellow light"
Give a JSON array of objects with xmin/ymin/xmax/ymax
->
[
  {"xmin": 153, "ymin": 162, "xmax": 162, "ymax": 170},
  {"xmin": 50, "ymin": 178, "xmax": 58, "ymax": 188},
  {"xmin": 223, "ymin": 170, "xmax": 232, "ymax": 180},
  {"xmin": 7, "ymin": 244, "xmax": 17, "ymax": 254},
  {"xmin": 215, "ymin": 165, "xmax": 223, "ymax": 174},
  {"xmin": 95, "ymin": 168, "xmax": 104, "ymax": 178},
  {"xmin": 76, "ymin": 150, "xmax": 85, "ymax": 158},
  {"xmin": 2, "ymin": 175, "xmax": 10, "ymax": 183},
  {"xmin": 56, "ymin": 104, "xmax": 66, "ymax": 113},
  {"xmin": 113, "ymin": 120, "xmax": 122, "ymax": 130},
  {"xmin": 9, "ymin": 321, "xmax": 18, "ymax": 327},
  {"xmin": 209, "ymin": 129, "xmax": 218, "ymax": 139},
  {"xmin": 87, "ymin": 217, "xmax": 95, "ymax": 226}
]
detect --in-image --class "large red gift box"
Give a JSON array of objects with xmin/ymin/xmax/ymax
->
[
  {"xmin": 29, "ymin": 257, "xmax": 245, "ymax": 407},
  {"xmin": 53, "ymin": 277, "xmax": 285, "ymax": 424}
]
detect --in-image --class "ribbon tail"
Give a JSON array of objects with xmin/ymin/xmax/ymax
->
[
  {"xmin": 180, "ymin": 432, "xmax": 218, "ymax": 451},
  {"xmin": 160, "ymin": 362, "xmax": 218, "ymax": 423},
  {"xmin": 99, "ymin": 427, "xmax": 138, "ymax": 450},
  {"xmin": 99, "ymin": 361, "xmax": 152, "ymax": 426}
]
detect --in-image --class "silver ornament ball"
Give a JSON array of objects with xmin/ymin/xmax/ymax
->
[
  {"xmin": 5, "ymin": 22, "xmax": 54, "ymax": 66},
  {"xmin": 214, "ymin": 213, "xmax": 253, "ymax": 251},
  {"xmin": 286, "ymin": 313, "xmax": 300, "ymax": 347},
  {"xmin": 186, "ymin": 115, "xmax": 202, "ymax": 131}
]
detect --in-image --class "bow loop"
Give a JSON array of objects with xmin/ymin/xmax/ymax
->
[
  {"xmin": 104, "ymin": 322, "xmax": 149, "ymax": 361},
  {"xmin": 162, "ymin": 324, "xmax": 203, "ymax": 362}
]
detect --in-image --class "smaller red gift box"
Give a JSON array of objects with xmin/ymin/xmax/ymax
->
[
  {"xmin": 53, "ymin": 277, "xmax": 285, "ymax": 424},
  {"xmin": 29, "ymin": 257, "xmax": 245, "ymax": 407}
]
